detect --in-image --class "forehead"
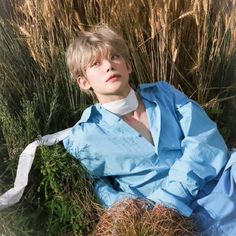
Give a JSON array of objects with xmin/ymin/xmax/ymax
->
[{"xmin": 84, "ymin": 44, "xmax": 116, "ymax": 63}]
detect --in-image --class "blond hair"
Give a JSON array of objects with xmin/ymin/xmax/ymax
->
[{"xmin": 66, "ymin": 25, "xmax": 131, "ymax": 100}]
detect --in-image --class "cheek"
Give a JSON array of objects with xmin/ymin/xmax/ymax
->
[
  {"xmin": 86, "ymin": 70, "xmax": 96, "ymax": 81},
  {"xmin": 87, "ymin": 67, "xmax": 101, "ymax": 77}
]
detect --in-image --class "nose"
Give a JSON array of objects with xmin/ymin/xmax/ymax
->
[{"xmin": 103, "ymin": 59, "xmax": 114, "ymax": 72}]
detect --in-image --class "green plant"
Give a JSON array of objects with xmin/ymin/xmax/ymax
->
[{"xmin": 36, "ymin": 144, "xmax": 98, "ymax": 235}]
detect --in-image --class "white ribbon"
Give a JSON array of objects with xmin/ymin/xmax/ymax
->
[
  {"xmin": 102, "ymin": 89, "xmax": 139, "ymax": 116},
  {"xmin": 0, "ymin": 128, "xmax": 72, "ymax": 210}
]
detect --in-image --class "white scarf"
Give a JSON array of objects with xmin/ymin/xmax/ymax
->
[{"xmin": 102, "ymin": 89, "xmax": 138, "ymax": 116}]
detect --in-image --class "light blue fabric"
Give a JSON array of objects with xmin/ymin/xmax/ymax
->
[{"xmin": 63, "ymin": 81, "xmax": 235, "ymax": 235}]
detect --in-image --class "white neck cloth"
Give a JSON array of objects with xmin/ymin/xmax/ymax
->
[{"xmin": 102, "ymin": 89, "xmax": 138, "ymax": 116}]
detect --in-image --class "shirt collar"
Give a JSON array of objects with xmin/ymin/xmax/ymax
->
[
  {"xmin": 138, "ymin": 82, "xmax": 158, "ymax": 104},
  {"xmin": 77, "ymin": 105, "xmax": 95, "ymax": 123},
  {"xmin": 77, "ymin": 103, "xmax": 121, "ymax": 125}
]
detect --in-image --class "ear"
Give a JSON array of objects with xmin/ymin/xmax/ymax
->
[
  {"xmin": 126, "ymin": 61, "xmax": 132, "ymax": 74},
  {"xmin": 76, "ymin": 76, "xmax": 91, "ymax": 90}
]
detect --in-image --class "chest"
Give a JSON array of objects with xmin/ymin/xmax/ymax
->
[
  {"xmin": 77, "ymin": 100, "xmax": 183, "ymax": 176},
  {"xmin": 122, "ymin": 112, "xmax": 154, "ymax": 145}
]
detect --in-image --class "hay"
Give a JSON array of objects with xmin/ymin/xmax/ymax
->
[
  {"xmin": 141, "ymin": 204, "xmax": 197, "ymax": 236},
  {"xmin": 93, "ymin": 198, "xmax": 197, "ymax": 236}
]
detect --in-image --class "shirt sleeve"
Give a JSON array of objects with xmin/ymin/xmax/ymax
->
[
  {"xmin": 148, "ymin": 82, "xmax": 229, "ymax": 216},
  {"xmin": 63, "ymin": 124, "xmax": 137, "ymax": 208},
  {"xmin": 94, "ymin": 177, "xmax": 137, "ymax": 208},
  {"xmin": 63, "ymin": 123, "xmax": 106, "ymax": 177}
]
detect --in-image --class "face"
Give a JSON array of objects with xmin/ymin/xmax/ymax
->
[{"xmin": 77, "ymin": 53, "xmax": 132, "ymax": 103}]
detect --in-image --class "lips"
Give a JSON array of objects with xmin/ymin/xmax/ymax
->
[{"xmin": 106, "ymin": 74, "xmax": 120, "ymax": 82}]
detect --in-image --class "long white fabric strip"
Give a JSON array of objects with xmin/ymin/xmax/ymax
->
[
  {"xmin": 102, "ymin": 89, "xmax": 139, "ymax": 116},
  {"xmin": 0, "ymin": 128, "xmax": 72, "ymax": 210}
]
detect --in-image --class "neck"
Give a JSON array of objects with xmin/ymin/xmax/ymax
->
[{"xmin": 97, "ymin": 86, "xmax": 131, "ymax": 104}]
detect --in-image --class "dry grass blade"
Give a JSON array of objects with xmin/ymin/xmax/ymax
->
[
  {"xmin": 94, "ymin": 198, "xmax": 149, "ymax": 235},
  {"xmin": 94, "ymin": 198, "xmax": 197, "ymax": 236}
]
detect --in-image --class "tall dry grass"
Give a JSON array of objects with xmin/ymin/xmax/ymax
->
[
  {"xmin": 0, "ymin": 0, "xmax": 235, "ymax": 234},
  {"xmin": 14, "ymin": 0, "xmax": 236, "ymax": 97},
  {"xmin": 11, "ymin": 0, "xmax": 236, "ymax": 137}
]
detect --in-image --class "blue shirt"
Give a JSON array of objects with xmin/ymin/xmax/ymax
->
[{"xmin": 63, "ymin": 81, "xmax": 232, "ymax": 234}]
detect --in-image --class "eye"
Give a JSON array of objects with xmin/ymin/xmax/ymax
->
[
  {"xmin": 110, "ymin": 54, "xmax": 120, "ymax": 60},
  {"xmin": 91, "ymin": 60, "xmax": 101, "ymax": 67}
]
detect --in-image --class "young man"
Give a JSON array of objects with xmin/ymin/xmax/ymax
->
[{"xmin": 64, "ymin": 26, "xmax": 236, "ymax": 235}]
